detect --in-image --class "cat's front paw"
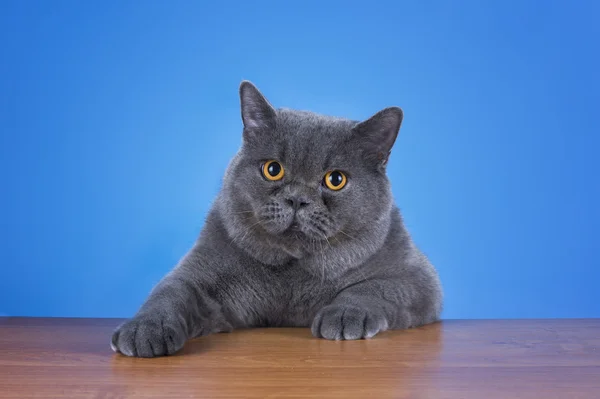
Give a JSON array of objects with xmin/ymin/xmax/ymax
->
[
  {"xmin": 311, "ymin": 305, "xmax": 388, "ymax": 340},
  {"xmin": 111, "ymin": 314, "xmax": 187, "ymax": 358}
]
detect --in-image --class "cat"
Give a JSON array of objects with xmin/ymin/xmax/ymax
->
[{"xmin": 111, "ymin": 81, "xmax": 443, "ymax": 357}]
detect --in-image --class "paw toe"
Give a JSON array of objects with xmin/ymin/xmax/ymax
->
[
  {"xmin": 110, "ymin": 317, "xmax": 185, "ymax": 358},
  {"xmin": 341, "ymin": 310, "xmax": 366, "ymax": 340},
  {"xmin": 312, "ymin": 305, "xmax": 387, "ymax": 341}
]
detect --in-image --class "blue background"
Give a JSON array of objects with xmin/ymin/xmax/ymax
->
[{"xmin": 1, "ymin": 1, "xmax": 598, "ymax": 319}]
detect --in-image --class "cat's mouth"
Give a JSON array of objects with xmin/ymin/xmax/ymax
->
[
  {"xmin": 282, "ymin": 220, "xmax": 331, "ymax": 242},
  {"xmin": 256, "ymin": 208, "xmax": 334, "ymax": 242},
  {"xmin": 282, "ymin": 223, "xmax": 305, "ymax": 238}
]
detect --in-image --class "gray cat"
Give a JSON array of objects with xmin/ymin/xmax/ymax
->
[{"xmin": 111, "ymin": 81, "xmax": 443, "ymax": 357}]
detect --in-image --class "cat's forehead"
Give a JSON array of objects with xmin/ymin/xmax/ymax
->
[
  {"xmin": 267, "ymin": 109, "xmax": 358, "ymax": 174},
  {"xmin": 276, "ymin": 109, "xmax": 356, "ymax": 158},
  {"xmin": 276, "ymin": 109, "xmax": 357, "ymax": 134},
  {"xmin": 241, "ymin": 109, "xmax": 363, "ymax": 179}
]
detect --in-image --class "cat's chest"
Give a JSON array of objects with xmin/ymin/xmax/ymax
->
[{"xmin": 265, "ymin": 263, "xmax": 338, "ymax": 327}]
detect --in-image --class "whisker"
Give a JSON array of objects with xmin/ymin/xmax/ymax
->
[{"xmin": 339, "ymin": 230, "xmax": 359, "ymax": 242}]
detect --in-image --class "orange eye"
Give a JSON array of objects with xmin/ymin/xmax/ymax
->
[
  {"xmin": 262, "ymin": 160, "xmax": 284, "ymax": 181},
  {"xmin": 324, "ymin": 170, "xmax": 347, "ymax": 190}
]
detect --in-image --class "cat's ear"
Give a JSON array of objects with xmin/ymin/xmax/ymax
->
[
  {"xmin": 239, "ymin": 81, "xmax": 276, "ymax": 136},
  {"xmin": 352, "ymin": 107, "xmax": 403, "ymax": 168}
]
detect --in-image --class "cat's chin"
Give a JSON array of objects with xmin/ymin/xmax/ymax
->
[
  {"xmin": 282, "ymin": 224, "xmax": 328, "ymax": 242},
  {"xmin": 281, "ymin": 245, "xmax": 305, "ymax": 259}
]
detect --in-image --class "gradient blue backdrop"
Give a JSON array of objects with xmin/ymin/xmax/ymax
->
[{"xmin": 1, "ymin": 1, "xmax": 598, "ymax": 319}]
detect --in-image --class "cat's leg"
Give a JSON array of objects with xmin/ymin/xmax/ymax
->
[
  {"xmin": 111, "ymin": 263, "xmax": 233, "ymax": 357},
  {"xmin": 311, "ymin": 275, "xmax": 442, "ymax": 340}
]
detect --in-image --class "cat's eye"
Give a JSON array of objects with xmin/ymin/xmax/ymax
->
[
  {"xmin": 262, "ymin": 160, "xmax": 285, "ymax": 181},
  {"xmin": 323, "ymin": 170, "xmax": 347, "ymax": 191}
]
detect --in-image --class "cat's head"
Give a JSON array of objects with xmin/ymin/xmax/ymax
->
[{"xmin": 219, "ymin": 81, "xmax": 403, "ymax": 264}]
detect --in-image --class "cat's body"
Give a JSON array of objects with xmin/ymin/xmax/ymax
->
[{"xmin": 111, "ymin": 82, "xmax": 443, "ymax": 357}]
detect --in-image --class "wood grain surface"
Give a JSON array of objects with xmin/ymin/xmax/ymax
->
[{"xmin": 0, "ymin": 318, "xmax": 599, "ymax": 398}]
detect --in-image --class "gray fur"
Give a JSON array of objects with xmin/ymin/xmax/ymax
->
[{"xmin": 111, "ymin": 81, "xmax": 443, "ymax": 357}]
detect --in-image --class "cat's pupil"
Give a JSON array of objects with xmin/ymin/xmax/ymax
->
[
  {"xmin": 329, "ymin": 171, "xmax": 343, "ymax": 186},
  {"xmin": 268, "ymin": 162, "xmax": 281, "ymax": 177}
]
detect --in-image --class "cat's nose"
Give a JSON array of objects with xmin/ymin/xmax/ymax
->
[{"xmin": 284, "ymin": 195, "xmax": 311, "ymax": 211}]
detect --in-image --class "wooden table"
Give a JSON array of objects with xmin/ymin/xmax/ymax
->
[{"xmin": 0, "ymin": 318, "xmax": 599, "ymax": 398}]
